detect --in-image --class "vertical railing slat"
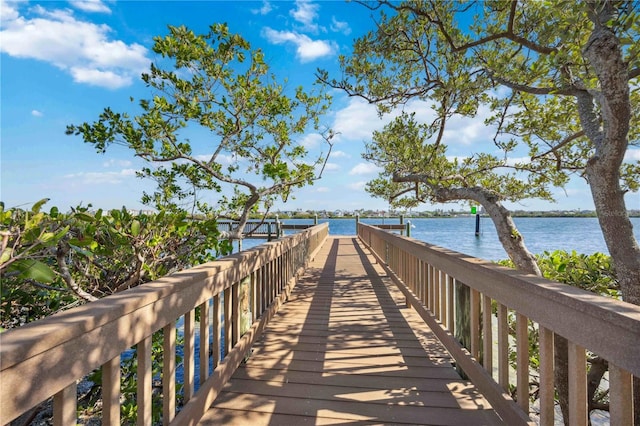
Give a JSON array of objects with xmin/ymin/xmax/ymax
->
[
  {"xmin": 428, "ymin": 265, "xmax": 434, "ymax": 312},
  {"xmin": 470, "ymin": 288, "xmax": 480, "ymax": 360},
  {"xmin": 609, "ymin": 363, "xmax": 633, "ymax": 426},
  {"xmin": 199, "ymin": 301, "xmax": 210, "ymax": 384},
  {"xmin": 103, "ymin": 355, "xmax": 121, "ymax": 426},
  {"xmin": 232, "ymin": 280, "xmax": 240, "ymax": 347},
  {"xmin": 439, "ymin": 270, "xmax": 447, "ymax": 324},
  {"xmin": 516, "ymin": 313, "xmax": 529, "ymax": 413},
  {"xmin": 163, "ymin": 323, "xmax": 176, "ymax": 425},
  {"xmin": 497, "ymin": 303, "xmax": 509, "ymax": 391},
  {"xmin": 137, "ymin": 335, "xmax": 152, "ymax": 426},
  {"xmin": 213, "ymin": 294, "xmax": 221, "ymax": 367},
  {"xmin": 538, "ymin": 326, "xmax": 555, "ymax": 426},
  {"xmin": 447, "ymin": 275, "xmax": 454, "ymax": 333},
  {"xmin": 224, "ymin": 286, "xmax": 232, "ymax": 357},
  {"xmin": 183, "ymin": 310, "xmax": 195, "ymax": 403},
  {"xmin": 434, "ymin": 268, "xmax": 441, "ymax": 320},
  {"xmin": 482, "ymin": 294, "xmax": 493, "ymax": 375},
  {"xmin": 568, "ymin": 341, "xmax": 588, "ymax": 426},
  {"xmin": 53, "ymin": 382, "xmax": 77, "ymax": 426},
  {"xmin": 251, "ymin": 269, "xmax": 258, "ymax": 322}
]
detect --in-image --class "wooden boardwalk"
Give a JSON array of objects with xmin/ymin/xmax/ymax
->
[{"xmin": 199, "ymin": 237, "xmax": 504, "ymax": 425}]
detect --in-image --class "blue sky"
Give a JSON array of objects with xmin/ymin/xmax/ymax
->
[{"xmin": 1, "ymin": 0, "xmax": 638, "ymax": 214}]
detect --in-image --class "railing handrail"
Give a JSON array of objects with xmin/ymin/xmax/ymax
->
[
  {"xmin": 0, "ymin": 222, "xmax": 329, "ymax": 424},
  {"xmin": 357, "ymin": 222, "xmax": 638, "ymax": 424},
  {"xmin": 358, "ymin": 223, "xmax": 640, "ymax": 374}
]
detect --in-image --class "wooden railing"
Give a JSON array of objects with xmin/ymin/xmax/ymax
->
[
  {"xmin": 216, "ymin": 220, "xmax": 281, "ymax": 240},
  {"xmin": 0, "ymin": 223, "xmax": 328, "ymax": 425},
  {"xmin": 358, "ymin": 223, "xmax": 639, "ymax": 425}
]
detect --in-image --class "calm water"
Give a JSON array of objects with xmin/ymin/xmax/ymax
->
[{"xmin": 245, "ymin": 216, "xmax": 640, "ymax": 261}]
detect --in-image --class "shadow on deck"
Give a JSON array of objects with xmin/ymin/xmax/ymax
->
[{"xmin": 200, "ymin": 237, "xmax": 503, "ymax": 425}]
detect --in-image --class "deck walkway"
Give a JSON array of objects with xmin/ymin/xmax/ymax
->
[{"xmin": 199, "ymin": 236, "xmax": 504, "ymax": 425}]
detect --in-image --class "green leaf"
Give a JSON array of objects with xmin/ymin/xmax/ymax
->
[
  {"xmin": 74, "ymin": 212, "xmax": 95, "ymax": 222},
  {"xmin": 32, "ymin": 198, "xmax": 50, "ymax": 214},
  {"xmin": 70, "ymin": 244, "xmax": 94, "ymax": 258},
  {"xmin": 13, "ymin": 259, "xmax": 57, "ymax": 283},
  {"xmin": 0, "ymin": 247, "xmax": 13, "ymax": 265},
  {"xmin": 131, "ymin": 219, "xmax": 141, "ymax": 237}
]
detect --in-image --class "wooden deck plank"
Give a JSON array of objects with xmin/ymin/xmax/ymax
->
[{"xmin": 200, "ymin": 237, "xmax": 504, "ymax": 425}]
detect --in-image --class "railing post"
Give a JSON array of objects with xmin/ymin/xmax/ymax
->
[
  {"xmin": 103, "ymin": 355, "xmax": 121, "ymax": 426},
  {"xmin": 184, "ymin": 310, "xmax": 195, "ymax": 403},
  {"xmin": 539, "ymin": 327, "xmax": 555, "ymax": 425},
  {"xmin": 53, "ymin": 383, "xmax": 77, "ymax": 426},
  {"xmin": 516, "ymin": 313, "xmax": 529, "ymax": 413},
  {"xmin": 568, "ymin": 342, "xmax": 588, "ymax": 425},
  {"xmin": 137, "ymin": 335, "xmax": 152, "ymax": 426},
  {"xmin": 162, "ymin": 323, "xmax": 176, "ymax": 425},
  {"xmin": 609, "ymin": 364, "xmax": 634, "ymax": 425},
  {"xmin": 454, "ymin": 279, "xmax": 471, "ymax": 378}
]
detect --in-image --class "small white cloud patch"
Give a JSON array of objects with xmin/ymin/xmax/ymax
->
[
  {"xmin": 349, "ymin": 163, "xmax": 380, "ymax": 176},
  {"xmin": 262, "ymin": 27, "xmax": 334, "ymax": 62}
]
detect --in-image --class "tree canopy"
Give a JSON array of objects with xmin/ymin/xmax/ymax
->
[
  {"xmin": 319, "ymin": 0, "xmax": 639, "ymax": 298},
  {"xmin": 68, "ymin": 23, "xmax": 333, "ymax": 238}
]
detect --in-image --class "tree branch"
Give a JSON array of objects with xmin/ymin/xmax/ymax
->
[
  {"xmin": 56, "ymin": 242, "xmax": 98, "ymax": 302},
  {"xmin": 531, "ymin": 130, "xmax": 586, "ymax": 160}
]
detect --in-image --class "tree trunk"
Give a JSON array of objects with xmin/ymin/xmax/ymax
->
[
  {"xmin": 582, "ymin": 6, "xmax": 640, "ymax": 423},
  {"xmin": 431, "ymin": 186, "xmax": 541, "ymax": 275}
]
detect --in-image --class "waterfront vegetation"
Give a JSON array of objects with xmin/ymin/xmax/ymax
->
[
  {"xmin": 2, "ymin": 1, "xmax": 639, "ymax": 423},
  {"xmin": 0, "ymin": 201, "xmax": 231, "ymax": 330},
  {"xmin": 0, "ymin": 200, "xmax": 623, "ymax": 423}
]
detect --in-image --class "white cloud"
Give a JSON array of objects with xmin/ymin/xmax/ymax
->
[
  {"xmin": 262, "ymin": 27, "xmax": 335, "ymax": 62},
  {"xmin": 441, "ymin": 104, "xmax": 496, "ymax": 146},
  {"xmin": 505, "ymin": 156, "xmax": 531, "ymax": 166},
  {"xmin": 0, "ymin": 3, "xmax": 149, "ymax": 89},
  {"xmin": 323, "ymin": 162, "xmax": 339, "ymax": 171},
  {"xmin": 196, "ymin": 153, "xmax": 235, "ymax": 166},
  {"xmin": 347, "ymin": 181, "xmax": 367, "ymax": 191},
  {"xmin": 349, "ymin": 163, "xmax": 380, "ymax": 175},
  {"xmin": 331, "ymin": 150, "xmax": 350, "ymax": 158},
  {"xmin": 31, "ymin": 109, "xmax": 43, "ymax": 117},
  {"xmin": 299, "ymin": 133, "xmax": 324, "ymax": 149},
  {"xmin": 332, "ymin": 98, "xmax": 386, "ymax": 141},
  {"xmin": 330, "ymin": 16, "xmax": 351, "ymax": 35},
  {"xmin": 315, "ymin": 186, "xmax": 330, "ymax": 192},
  {"xmin": 64, "ymin": 168, "xmax": 137, "ymax": 184},
  {"xmin": 70, "ymin": 67, "xmax": 133, "ymax": 88},
  {"xmin": 103, "ymin": 159, "xmax": 132, "ymax": 168},
  {"xmin": 290, "ymin": 0, "xmax": 320, "ymax": 33},
  {"xmin": 70, "ymin": 0, "xmax": 111, "ymax": 14},
  {"xmin": 0, "ymin": 0, "xmax": 21, "ymax": 23},
  {"xmin": 625, "ymin": 149, "xmax": 640, "ymax": 162},
  {"xmin": 251, "ymin": 0, "xmax": 272, "ymax": 15}
]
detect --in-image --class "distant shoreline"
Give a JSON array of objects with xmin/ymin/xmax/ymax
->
[{"xmin": 272, "ymin": 211, "xmax": 640, "ymax": 220}]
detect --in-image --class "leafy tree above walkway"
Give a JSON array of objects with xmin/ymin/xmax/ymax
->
[{"xmin": 68, "ymin": 24, "xmax": 333, "ymax": 239}]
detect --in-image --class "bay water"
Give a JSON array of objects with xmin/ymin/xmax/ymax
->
[{"xmin": 248, "ymin": 216, "xmax": 640, "ymax": 261}]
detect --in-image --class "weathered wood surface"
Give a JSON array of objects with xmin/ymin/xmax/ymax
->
[{"xmin": 199, "ymin": 237, "xmax": 503, "ymax": 425}]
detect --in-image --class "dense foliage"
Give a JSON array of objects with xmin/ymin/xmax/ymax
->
[{"xmin": 0, "ymin": 200, "xmax": 230, "ymax": 330}]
